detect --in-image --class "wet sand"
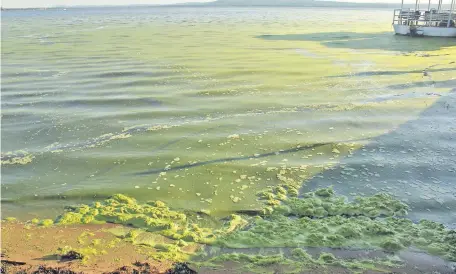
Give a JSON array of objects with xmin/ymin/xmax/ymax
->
[{"xmin": 1, "ymin": 222, "xmax": 172, "ymax": 274}]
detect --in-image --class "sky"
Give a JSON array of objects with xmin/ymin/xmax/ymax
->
[
  {"xmin": 1, "ymin": 0, "xmax": 212, "ymax": 8},
  {"xmin": 0, "ymin": 0, "xmax": 431, "ymax": 9}
]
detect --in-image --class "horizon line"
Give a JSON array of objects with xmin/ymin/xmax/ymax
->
[
  {"xmin": 1, "ymin": 3, "xmax": 414, "ymax": 11},
  {"xmin": 2, "ymin": 0, "xmax": 424, "ymax": 10}
]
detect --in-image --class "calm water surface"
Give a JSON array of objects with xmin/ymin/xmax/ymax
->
[{"xmin": 1, "ymin": 7, "xmax": 456, "ymax": 226}]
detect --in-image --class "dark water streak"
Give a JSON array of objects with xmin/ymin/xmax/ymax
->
[{"xmin": 134, "ymin": 138, "xmax": 371, "ymax": 176}]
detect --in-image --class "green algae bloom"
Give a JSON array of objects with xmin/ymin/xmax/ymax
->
[
  {"xmin": 45, "ymin": 189, "xmax": 456, "ymax": 266},
  {"xmin": 54, "ymin": 194, "xmax": 242, "ymax": 245},
  {"xmin": 217, "ymin": 188, "xmax": 455, "ymax": 262},
  {"xmin": 282, "ymin": 189, "xmax": 408, "ymax": 218},
  {"xmin": 204, "ymin": 250, "xmax": 402, "ymax": 273}
]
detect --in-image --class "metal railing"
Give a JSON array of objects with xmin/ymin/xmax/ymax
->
[{"xmin": 393, "ymin": 9, "xmax": 455, "ymax": 27}]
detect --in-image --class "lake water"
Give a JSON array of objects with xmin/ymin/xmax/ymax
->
[{"xmin": 1, "ymin": 7, "xmax": 456, "ymax": 227}]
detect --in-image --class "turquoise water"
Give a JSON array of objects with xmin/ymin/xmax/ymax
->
[{"xmin": 1, "ymin": 7, "xmax": 456, "ymax": 226}]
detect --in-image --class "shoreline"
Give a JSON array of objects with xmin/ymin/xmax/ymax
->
[
  {"xmin": 2, "ymin": 221, "xmax": 455, "ymax": 274},
  {"xmin": 0, "ymin": 222, "xmax": 177, "ymax": 274}
]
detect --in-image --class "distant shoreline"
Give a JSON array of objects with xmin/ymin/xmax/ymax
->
[
  {"xmin": 0, "ymin": 1, "xmax": 420, "ymax": 11},
  {"xmin": 1, "ymin": 2, "xmax": 450, "ymax": 11},
  {"xmin": 0, "ymin": 5, "xmax": 414, "ymax": 11}
]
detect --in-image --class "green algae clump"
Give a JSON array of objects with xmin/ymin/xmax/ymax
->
[
  {"xmin": 31, "ymin": 218, "xmax": 40, "ymax": 224},
  {"xmin": 291, "ymin": 248, "xmax": 314, "ymax": 263},
  {"xmin": 4, "ymin": 217, "xmax": 17, "ymax": 222},
  {"xmin": 40, "ymin": 219, "xmax": 54, "ymax": 227},
  {"xmin": 1, "ymin": 151, "xmax": 35, "ymax": 165},
  {"xmin": 57, "ymin": 212, "xmax": 84, "ymax": 225},
  {"xmin": 53, "ymin": 194, "xmax": 242, "ymax": 246},
  {"xmin": 282, "ymin": 188, "xmax": 408, "ymax": 218},
  {"xmin": 217, "ymin": 188, "xmax": 456, "ymax": 262},
  {"xmin": 223, "ymin": 214, "xmax": 248, "ymax": 233},
  {"xmin": 318, "ymin": 252, "xmax": 337, "ymax": 264},
  {"xmin": 315, "ymin": 187, "xmax": 334, "ymax": 197},
  {"xmin": 111, "ymin": 194, "xmax": 137, "ymax": 205},
  {"xmin": 380, "ymin": 238, "xmax": 403, "ymax": 252}
]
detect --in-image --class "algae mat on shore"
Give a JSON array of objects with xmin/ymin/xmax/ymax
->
[{"xmin": 4, "ymin": 188, "xmax": 454, "ymax": 273}]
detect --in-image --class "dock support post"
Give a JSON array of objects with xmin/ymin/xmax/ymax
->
[
  {"xmin": 427, "ymin": 0, "xmax": 431, "ymax": 26},
  {"xmin": 399, "ymin": 0, "xmax": 405, "ymax": 24},
  {"xmin": 448, "ymin": 0, "xmax": 455, "ymax": 27}
]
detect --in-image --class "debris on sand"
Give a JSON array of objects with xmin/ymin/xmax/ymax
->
[
  {"xmin": 60, "ymin": 250, "xmax": 84, "ymax": 261},
  {"xmin": 165, "ymin": 262, "xmax": 197, "ymax": 274},
  {"xmin": 108, "ymin": 261, "xmax": 160, "ymax": 274},
  {"xmin": 31, "ymin": 266, "xmax": 81, "ymax": 274}
]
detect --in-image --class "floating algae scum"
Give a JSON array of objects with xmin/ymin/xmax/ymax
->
[{"xmin": 2, "ymin": 6, "xmax": 456, "ymax": 273}]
